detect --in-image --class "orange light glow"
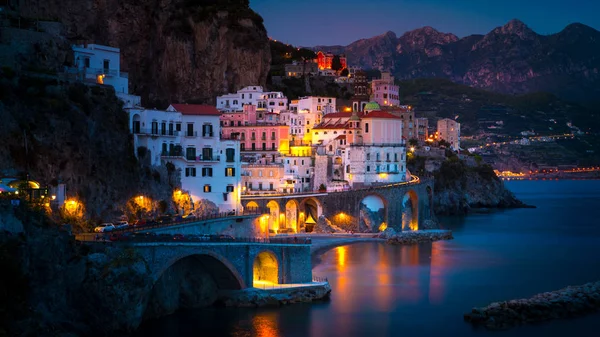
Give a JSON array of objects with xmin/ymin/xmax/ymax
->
[{"xmin": 336, "ymin": 246, "xmax": 347, "ymax": 267}]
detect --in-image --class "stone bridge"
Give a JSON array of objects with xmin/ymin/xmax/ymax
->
[
  {"xmin": 130, "ymin": 241, "xmax": 312, "ymax": 290},
  {"xmin": 241, "ymin": 176, "xmax": 434, "ymax": 233}
]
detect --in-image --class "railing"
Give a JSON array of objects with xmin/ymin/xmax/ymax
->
[
  {"xmin": 135, "ymin": 129, "xmax": 179, "ymax": 137},
  {"xmin": 161, "ymin": 154, "xmax": 221, "ymax": 162},
  {"xmin": 350, "ymin": 142, "xmax": 406, "ymax": 147},
  {"xmin": 202, "ymin": 132, "xmax": 214, "ymax": 138},
  {"xmin": 184, "ymin": 131, "xmax": 198, "ymax": 137},
  {"xmin": 77, "ymin": 233, "xmax": 313, "ymax": 245},
  {"xmin": 312, "ymin": 276, "xmax": 329, "ymax": 283}
]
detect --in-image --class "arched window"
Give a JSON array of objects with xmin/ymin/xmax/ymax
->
[
  {"xmin": 365, "ymin": 123, "xmax": 369, "ymax": 133},
  {"xmin": 346, "ymin": 165, "xmax": 350, "ymax": 173}
]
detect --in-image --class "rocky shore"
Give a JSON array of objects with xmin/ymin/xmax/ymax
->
[
  {"xmin": 464, "ymin": 281, "xmax": 600, "ymax": 330},
  {"xmin": 216, "ymin": 283, "xmax": 331, "ymax": 307},
  {"xmin": 379, "ymin": 228, "xmax": 453, "ymax": 245}
]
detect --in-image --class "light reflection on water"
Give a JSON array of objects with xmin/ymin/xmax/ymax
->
[{"xmin": 135, "ymin": 180, "xmax": 600, "ymax": 337}]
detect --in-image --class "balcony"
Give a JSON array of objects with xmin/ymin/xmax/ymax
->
[
  {"xmin": 160, "ymin": 154, "xmax": 220, "ymax": 162},
  {"xmin": 134, "ymin": 129, "xmax": 179, "ymax": 137},
  {"xmin": 202, "ymin": 132, "xmax": 214, "ymax": 138},
  {"xmin": 184, "ymin": 131, "xmax": 198, "ymax": 137}
]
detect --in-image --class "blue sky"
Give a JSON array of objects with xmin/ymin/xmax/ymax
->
[{"xmin": 249, "ymin": 0, "xmax": 600, "ymax": 46}]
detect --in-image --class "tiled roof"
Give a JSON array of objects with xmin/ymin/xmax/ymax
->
[
  {"xmin": 170, "ymin": 104, "xmax": 221, "ymax": 116},
  {"xmin": 334, "ymin": 135, "xmax": 347, "ymax": 140},
  {"xmin": 360, "ymin": 110, "xmax": 401, "ymax": 119}
]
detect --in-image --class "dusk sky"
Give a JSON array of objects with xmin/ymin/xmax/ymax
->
[{"xmin": 250, "ymin": 0, "xmax": 600, "ymax": 46}]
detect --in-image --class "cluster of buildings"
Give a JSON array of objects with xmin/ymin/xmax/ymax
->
[
  {"xmin": 284, "ymin": 51, "xmax": 349, "ymax": 78},
  {"xmin": 70, "ymin": 43, "xmax": 460, "ymax": 216}
]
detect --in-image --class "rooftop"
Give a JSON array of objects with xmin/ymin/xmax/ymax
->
[{"xmin": 170, "ymin": 104, "xmax": 221, "ymax": 116}]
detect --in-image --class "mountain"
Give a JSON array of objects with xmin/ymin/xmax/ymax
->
[
  {"xmin": 314, "ymin": 20, "xmax": 600, "ymax": 103},
  {"xmin": 12, "ymin": 0, "xmax": 271, "ymax": 107}
]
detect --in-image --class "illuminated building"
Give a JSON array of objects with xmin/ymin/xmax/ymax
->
[
  {"xmin": 415, "ymin": 117, "xmax": 429, "ymax": 142},
  {"xmin": 370, "ymin": 72, "xmax": 400, "ymax": 107},
  {"xmin": 315, "ymin": 51, "xmax": 347, "ymax": 71},
  {"xmin": 437, "ymin": 118, "xmax": 461, "ymax": 150},
  {"xmin": 216, "ymin": 86, "xmax": 288, "ymax": 113},
  {"xmin": 71, "ymin": 44, "xmax": 140, "ymax": 108},
  {"xmin": 351, "ymin": 70, "xmax": 370, "ymax": 112},
  {"xmin": 284, "ymin": 61, "xmax": 319, "ymax": 78},
  {"xmin": 127, "ymin": 104, "xmax": 242, "ymax": 212}
]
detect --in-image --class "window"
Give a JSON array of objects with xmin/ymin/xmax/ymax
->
[
  {"xmin": 204, "ymin": 185, "xmax": 211, "ymax": 193},
  {"xmin": 258, "ymin": 182, "xmax": 263, "ymax": 190},
  {"xmin": 365, "ymin": 123, "xmax": 369, "ymax": 133},
  {"xmin": 366, "ymin": 153, "xmax": 370, "ymax": 160},
  {"xmin": 242, "ymin": 94, "xmax": 245, "ymax": 99},
  {"xmin": 241, "ymin": 143, "xmax": 246, "ymax": 151},
  {"xmin": 185, "ymin": 167, "xmax": 196, "ymax": 177},
  {"xmin": 386, "ymin": 153, "xmax": 390, "ymax": 161},
  {"xmin": 151, "ymin": 121, "xmax": 158, "ymax": 134},
  {"xmin": 367, "ymin": 166, "xmax": 370, "ymax": 172},
  {"xmin": 202, "ymin": 167, "xmax": 213, "ymax": 177},
  {"xmin": 248, "ymin": 182, "xmax": 253, "ymax": 190},
  {"xmin": 271, "ymin": 131, "xmax": 276, "ymax": 140},
  {"xmin": 226, "ymin": 148, "xmax": 235, "ymax": 162},
  {"xmin": 226, "ymin": 185, "xmax": 234, "ymax": 192},
  {"xmin": 262, "ymin": 132, "xmax": 266, "ymax": 140},
  {"xmin": 258, "ymin": 170, "xmax": 263, "ymax": 177},
  {"xmin": 346, "ymin": 165, "xmax": 350, "ymax": 173},
  {"xmin": 186, "ymin": 123, "xmax": 194, "ymax": 137},
  {"xmin": 161, "ymin": 122, "xmax": 166, "ymax": 135},
  {"xmin": 271, "ymin": 143, "xmax": 276, "ymax": 150},
  {"xmin": 269, "ymin": 183, "xmax": 274, "ymax": 191},
  {"xmin": 262, "ymin": 143, "xmax": 266, "ymax": 151},
  {"xmin": 186, "ymin": 147, "xmax": 196, "ymax": 160},
  {"xmin": 251, "ymin": 143, "xmax": 256, "ymax": 150},
  {"xmin": 394, "ymin": 153, "xmax": 398, "ymax": 162},
  {"xmin": 202, "ymin": 148, "xmax": 213, "ymax": 160},
  {"xmin": 269, "ymin": 170, "xmax": 274, "ymax": 177},
  {"xmin": 161, "ymin": 143, "xmax": 167, "ymax": 155},
  {"xmin": 176, "ymin": 123, "xmax": 181, "ymax": 132},
  {"xmin": 84, "ymin": 57, "xmax": 90, "ymax": 68},
  {"xmin": 202, "ymin": 124, "xmax": 213, "ymax": 137},
  {"xmin": 103, "ymin": 59, "xmax": 109, "ymax": 71},
  {"xmin": 225, "ymin": 167, "xmax": 235, "ymax": 177},
  {"xmin": 376, "ymin": 153, "xmax": 380, "ymax": 161}
]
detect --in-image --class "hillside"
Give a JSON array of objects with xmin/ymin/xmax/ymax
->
[
  {"xmin": 0, "ymin": 71, "xmax": 173, "ymax": 223},
  {"xmin": 314, "ymin": 20, "xmax": 600, "ymax": 103},
  {"xmin": 7, "ymin": 0, "xmax": 271, "ymax": 107}
]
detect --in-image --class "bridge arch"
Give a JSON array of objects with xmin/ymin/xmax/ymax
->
[
  {"xmin": 145, "ymin": 252, "xmax": 245, "ymax": 319},
  {"xmin": 245, "ymin": 200, "xmax": 260, "ymax": 212},
  {"xmin": 401, "ymin": 190, "xmax": 419, "ymax": 231},
  {"xmin": 266, "ymin": 200, "xmax": 280, "ymax": 232},
  {"xmin": 284, "ymin": 199, "xmax": 300, "ymax": 233},
  {"xmin": 360, "ymin": 193, "xmax": 388, "ymax": 232},
  {"xmin": 300, "ymin": 197, "xmax": 323, "ymax": 232},
  {"xmin": 253, "ymin": 250, "xmax": 280, "ymax": 285}
]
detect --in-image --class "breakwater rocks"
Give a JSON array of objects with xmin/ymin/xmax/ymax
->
[
  {"xmin": 217, "ymin": 283, "xmax": 332, "ymax": 307},
  {"xmin": 464, "ymin": 281, "xmax": 600, "ymax": 330},
  {"xmin": 379, "ymin": 228, "xmax": 453, "ymax": 245}
]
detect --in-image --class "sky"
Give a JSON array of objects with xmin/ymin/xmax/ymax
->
[{"xmin": 249, "ymin": 0, "xmax": 600, "ymax": 46}]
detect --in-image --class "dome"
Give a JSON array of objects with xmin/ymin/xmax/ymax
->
[{"xmin": 363, "ymin": 101, "xmax": 380, "ymax": 112}]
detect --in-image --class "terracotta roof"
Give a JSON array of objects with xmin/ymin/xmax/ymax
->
[
  {"xmin": 335, "ymin": 135, "xmax": 347, "ymax": 140},
  {"xmin": 322, "ymin": 112, "xmax": 352, "ymax": 119},
  {"xmin": 170, "ymin": 104, "xmax": 221, "ymax": 116}
]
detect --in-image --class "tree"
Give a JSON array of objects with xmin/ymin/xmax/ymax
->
[
  {"xmin": 408, "ymin": 138, "xmax": 419, "ymax": 147},
  {"xmin": 340, "ymin": 68, "xmax": 349, "ymax": 77},
  {"xmin": 318, "ymin": 184, "xmax": 327, "ymax": 192},
  {"xmin": 331, "ymin": 55, "xmax": 342, "ymax": 71}
]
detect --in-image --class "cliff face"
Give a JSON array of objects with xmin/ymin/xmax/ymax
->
[
  {"xmin": 315, "ymin": 20, "xmax": 600, "ymax": 102},
  {"xmin": 432, "ymin": 159, "xmax": 525, "ymax": 215},
  {"xmin": 16, "ymin": 0, "xmax": 271, "ymax": 106},
  {"xmin": 0, "ymin": 74, "xmax": 173, "ymax": 222}
]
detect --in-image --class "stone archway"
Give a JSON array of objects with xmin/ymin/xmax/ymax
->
[
  {"xmin": 284, "ymin": 200, "xmax": 299, "ymax": 233},
  {"xmin": 145, "ymin": 253, "xmax": 243, "ymax": 320},
  {"xmin": 359, "ymin": 194, "xmax": 387, "ymax": 233},
  {"xmin": 401, "ymin": 190, "xmax": 419, "ymax": 231},
  {"xmin": 245, "ymin": 200, "xmax": 260, "ymax": 212},
  {"xmin": 266, "ymin": 200, "xmax": 280, "ymax": 233},
  {"xmin": 253, "ymin": 251, "xmax": 279, "ymax": 286},
  {"xmin": 300, "ymin": 197, "xmax": 323, "ymax": 233}
]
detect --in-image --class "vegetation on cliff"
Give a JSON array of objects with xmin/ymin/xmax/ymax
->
[{"xmin": 0, "ymin": 71, "xmax": 174, "ymax": 225}]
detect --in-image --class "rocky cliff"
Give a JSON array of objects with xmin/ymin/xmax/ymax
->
[
  {"xmin": 315, "ymin": 20, "xmax": 600, "ymax": 102},
  {"xmin": 0, "ymin": 72, "xmax": 173, "ymax": 223},
  {"xmin": 14, "ymin": 0, "xmax": 271, "ymax": 106},
  {"xmin": 432, "ymin": 158, "xmax": 527, "ymax": 215}
]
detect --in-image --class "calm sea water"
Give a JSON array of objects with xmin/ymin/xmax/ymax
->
[{"xmin": 135, "ymin": 180, "xmax": 600, "ymax": 337}]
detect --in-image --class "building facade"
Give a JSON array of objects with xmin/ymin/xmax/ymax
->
[
  {"xmin": 216, "ymin": 86, "xmax": 288, "ymax": 113},
  {"xmin": 415, "ymin": 117, "xmax": 429, "ymax": 142},
  {"xmin": 437, "ymin": 118, "xmax": 461, "ymax": 150},
  {"xmin": 371, "ymin": 72, "xmax": 400, "ymax": 107}
]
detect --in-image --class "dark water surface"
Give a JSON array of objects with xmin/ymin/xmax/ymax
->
[{"xmin": 135, "ymin": 180, "xmax": 600, "ymax": 337}]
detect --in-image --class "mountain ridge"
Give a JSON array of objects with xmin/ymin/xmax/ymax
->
[{"xmin": 312, "ymin": 20, "xmax": 600, "ymax": 102}]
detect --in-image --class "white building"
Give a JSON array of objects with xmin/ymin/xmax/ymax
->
[
  {"xmin": 280, "ymin": 108, "xmax": 323, "ymax": 144},
  {"xmin": 289, "ymin": 96, "xmax": 336, "ymax": 115},
  {"xmin": 437, "ymin": 118, "xmax": 461, "ymax": 150},
  {"xmin": 71, "ymin": 44, "xmax": 141, "ymax": 108},
  {"xmin": 371, "ymin": 72, "xmax": 400, "ymax": 107},
  {"xmin": 216, "ymin": 86, "xmax": 288, "ymax": 113},
  {"xmin": 127, "ymin": 104, "xmax": 242, "ymax": 211}
]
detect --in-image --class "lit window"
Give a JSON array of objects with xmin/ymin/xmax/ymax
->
[
  {"xmin": 225, "ymin": 167, "xmax": 235, "ymax": 177},
  {"xmin": 204, "ymin": 185, "xmax": 211, "ymax": 193}
]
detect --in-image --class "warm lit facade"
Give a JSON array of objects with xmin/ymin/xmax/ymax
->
[
  {"xmin": 315, "ymin": 51, "xmax": 347, "ymax": 71},
  {"xmin": 371, "ymin": 72, "xmax": 400, "ymax": 107},
  {"xmin": 216, "ymin": 86, "xmax": 288, "ymax": 113},
  {"xmin": 280, "ymin": 109, "xmax": 323, "ymax": 144},
  {"xmin": 290, "ymin": 96, "xmax": 336, "ymax": 115},
  {"xmin": 127, "ymin": 104, "xmax": 242, "ymax": 211},
  {"xmin": 221, "ymin": 124, "xmax": 290, "ymax": 154},
  {"xmin": 284, "ymin": 61, "xmax": 319, "ymax": 78},
  {"xmin": 437, "ymin": 118, "xmax": 461, "ymax": 150}
]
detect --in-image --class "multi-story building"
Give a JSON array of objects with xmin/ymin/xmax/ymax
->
[
  {"xmin": 289, "ymin": 96, "xmax": 336, "ymax": 115},
  {"xmin": 284, "ymin": 61, "xmax": 319, "ymax": 78},
  {"xmin": 415, "ymin": 117, "xmax": 429, "ymax": 142},
  {"xmin": 311, "ymin": 102, "xmax": 408, "ymax": 189},
  {"xmin": 71, "ymin": 44, "xmax": 140, "ymax": 108},
  {"xmin": 437, "ymin": 118, "xmax": 461, "ymax": 150},
  {"xmin": 386, "ymin": 106, "xmax": 415, "ymax": 140},
  {"xmin": 371, "ymin": 72, "xmax": 400, "ymax": 107},
  {"xmin": 315, "ymin": 51, "xmax": 347, "ymax": 71},
  {"xmin": 128, "ymin": 104, "xmax": 242, "ymax": 211},
  {"xmin": 280, "ymin": 109, "xmax": 322, "ymax": 144},
  {"xmin": 351, "ymin": 70, "xmax": 370, "ymax": 112},
  {"xmin": 216, "ymin": 86, "xmax": 288, "ymax": 113}
]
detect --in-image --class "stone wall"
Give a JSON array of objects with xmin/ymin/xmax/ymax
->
[{"xmin": 145, "ymin": 216, "xmax": 261, "ymax": 237}]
